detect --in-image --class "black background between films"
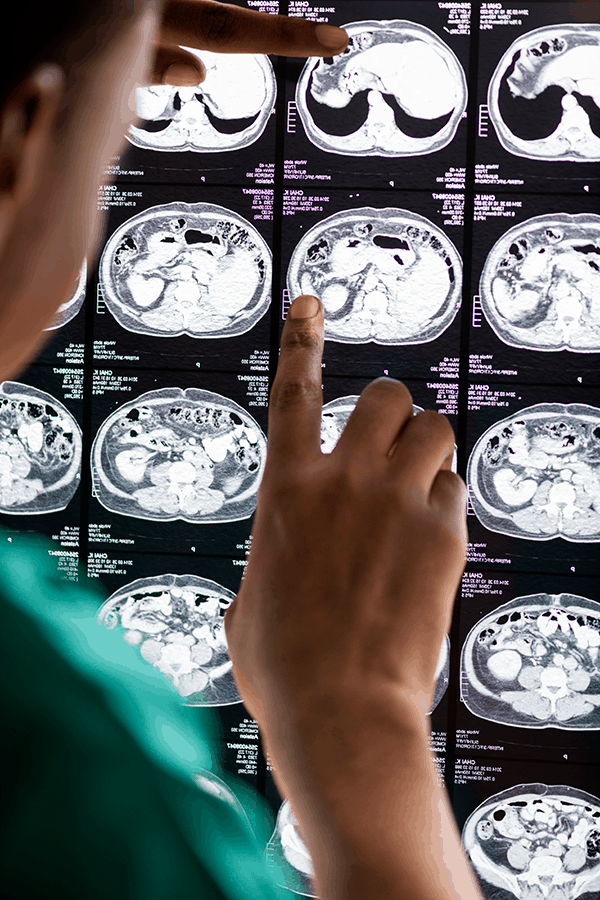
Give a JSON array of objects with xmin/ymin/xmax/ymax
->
[
  {"xmin": 282, "ymin": 0, "xmax": 471, "ymax": 191},
  {"xmin": 3, "ymin": 0, "xmax": 600, "ymax": 844}
]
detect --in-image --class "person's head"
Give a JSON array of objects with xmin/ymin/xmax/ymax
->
[{"xmin": 0, "ymin": 0, "xmax": 173, "ymax": 379}]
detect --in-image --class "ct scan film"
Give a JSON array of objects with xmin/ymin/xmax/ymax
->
[{"xmin": 2, "ymin": 2, "xmax": 600, "ymax": 891}]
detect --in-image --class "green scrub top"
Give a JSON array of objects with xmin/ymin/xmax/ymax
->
[{"xmin": 0, "ymin": 530, "xmax": 288, "ymax": 900}]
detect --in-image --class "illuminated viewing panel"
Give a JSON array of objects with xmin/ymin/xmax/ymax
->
[
  {"xmin": 462, "ymin": 784, "xmax": 600, "ymax": 900},
  {"xmin": 128, "ymin": 51, "xmax": 276, "ymax": 152},
  {"xmin": 91, "ymin": 388, "xmax": 266, "ymax": 522},
  {"xmin": 0, "ymin": 382, "xmax": 81, "ymax": 514},
  {"xmin": 98, "ymin": 574, "xmax": 240, "ymax": 705},
  {"xmin": 99, "ymin": 202, "xmax": 272, "ymax": 338},
  {"xmin": 480, "ymin": 213, "xmax": 600, "ymax": 352},
  {"xmin": 467, "ymin": 404, "xmax": 600, "ymax": 541},
  {"xmin": 488, "ymin": 24, "xmax": 600, "ymax": 162},
  {"xmin": 287, "ymin": 208, "xmax": 462, "ymax": 345},
  {"xmin": 296, "ymin": 19, "xmax": 467, "ymax": 156},
  {"xmin": 461, "ymin": 594, "xmax": 600, "ymax": 729}
]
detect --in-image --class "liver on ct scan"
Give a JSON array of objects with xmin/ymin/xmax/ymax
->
[
  {"xmin": 98, "ymin": 573, "xmax": 241, "ymax": 706},
  {"xmin": 91, "ymin": 387, "xmax": 266, "ymax": 523},
  {"xmin": 479, "ymin": 214, "xmax": 600, "ymax": 352},
  {"xmin": 287, "ymin": 208, "xmax": 462, "ymax": 345},
  {"xmin": 462, "ymin": 784, "xmax": 600, "ymax": 900},
  {"xmin": 296, "ymin": 19, "xmax": 467, "ymax": 157},
  {"xmin": 467, "ymin": 403, "xmax": 600, "ymax": 542},
  {"xmin": 99, "ymin": 202, "xmax": 271, "ymax": 339},
  {"xmin": 0, "ymin": 382, "xmax": 82, "ymax": 514},
  {"xmin": 488, "ymin": 24, "xmax": 600, "ymax": 162},
  {"xmin": 128, "ymin": 51, "xmax": 276, "ymax": 153},
  {"xmin": 461, "ymin": 593, "xmax": 600, "ymax": 729}
]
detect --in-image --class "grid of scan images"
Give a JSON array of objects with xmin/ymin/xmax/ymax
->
[{"xmin": 2, "ymin": 0, "xmax": 600, "ymax": 895}]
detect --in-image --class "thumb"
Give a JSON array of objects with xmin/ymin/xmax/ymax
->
[{"xmin": 150, "ymin": 42, "xmax": 206, "ymax": 85}]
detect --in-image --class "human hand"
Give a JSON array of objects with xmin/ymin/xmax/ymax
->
[
  {"xmin": 224, "ymin": 293, "xmax": 467, "ymax": 765},
  {"xmin": 149, "ymin": 0, "xmax": 348, "ymax": 86}
]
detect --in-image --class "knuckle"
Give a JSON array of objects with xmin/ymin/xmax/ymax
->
[
  {"xmin": 198, "ymin": 6, "xmax": 238, "ymax": 49},
  {"xmin": 365, "ymin": 377, "xmax": 412, "ymax": 405},
  {"xmin": 415, "ymin": 409, "xmax": 455, "ymax": 443},
  {"xmin": 270, "ymin": 376, "xmax": 321, "ymax": 411},
  {"xmin": 281, "ymin": 326, "xmax": 322, "ymax": 353}
]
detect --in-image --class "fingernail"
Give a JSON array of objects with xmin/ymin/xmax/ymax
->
[
  {"xmin": 314, "ymin": 23, "xmax": 348, "ymax": 51},
  {"xmin": 34, "ymin": 65, "xmax": 63, "ymax": 88},
  {"xmin": 288, "ymin": 295, "xmax": 320, "ymax": 319},
  {"xmin": 163, "ymin": 63, "xmax": 202, "ymax": 86}
]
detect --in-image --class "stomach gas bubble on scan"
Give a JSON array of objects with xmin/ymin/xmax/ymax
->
[
  {"xmin": 462, "ymin": 784, "xmax": 600, "ymax": 900},
  {"xmin": 99, "ymin": 202, "xmax": 272, "ymax": 339},
  {"xmin": 44, "ymin": 260, "xmax": 86, "ymax": 332},
  {"xmin": 488, "ymin": 23, "xmax": 600, "ymax": 162},
  {"xmin": 128, "ymin": 50, "xmax": 276, "ymax": 152},
  {"xmin": 461, "ymin": 593, "xmax": 600, "ymax": 729},
  {"xmin": 98, "ymin": 574, "xmax": 241, "ymax": 706},
  {"xmin": 296, "ymin": 20, "xmax": 467, "ymax": 157},
  {"xmin": 0, "ymin": 381, "xmax": 82, "ymax": 514},
  {"xmin": 287, "ymin": 208, "xmax": 462, "ymax": 345},
  {"xmin": 467, "ymin": 403, "xmax": 600, "ymax": 542},
  {"xmin": 90, "ymin": 387, "xmax": 267, "ymax": 523},
  {"xmin": 480, "ymin": 214, "xmax": 600, "ymax": 352}
]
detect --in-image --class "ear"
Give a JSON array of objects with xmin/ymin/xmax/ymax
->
[{"xmin": 0, "ymin": 65, "xmax": 65, "ymax": 257}]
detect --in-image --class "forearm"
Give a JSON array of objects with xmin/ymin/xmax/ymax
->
[{"xmin": 264, "ymin": 690, "xmax": 483, "ymax": 900}]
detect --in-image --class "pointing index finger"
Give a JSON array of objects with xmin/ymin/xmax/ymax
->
[
  {"xmin": 159, "ymin": 0, "xmax": 349, "ymax": 56},
  {"xmin": 268, "ymin": 296, "xmax": 325, "ymax": 461}
]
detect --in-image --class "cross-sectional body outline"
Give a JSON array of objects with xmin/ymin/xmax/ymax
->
[
  {"xmin": 98, "ymin": 573, "xmax": 241, "ymax": 706},
  {"xmin": 99, "ymin": 202, "xmax": 272, "ymax": 339},
  {"xmin": 479, "ymin": 213, "xmax": 600, "ymax": 352},
  {"xmin": 287, "ymin": 208, "xmax": 462, "ymax": 345},
  {"xmin": 0, "ymin": 381, "xmax": 82, "ymax": 515},
  {"xmin": 461, "ymin": 593, "xmax": 600, "ymax": 730},
  {"xmin": 91, "ymin": 388, "xmax": 267, "ymax": 523},
  {"xmin": 462, "ymin": 783, "xmax": 600, "ymax": 900},
  {"xmin": 296, "ymin": 19, "xmax": 467, "ymax": 157},
  {"xmin": 128, "ymin": 51, "xmax": 276, "ymax": 153},
  {"xmin": 488, "ymin": 23, "xmax": 600, "ymax": 162},
  {"xmin": 44, "ymin": 259, "xmax": 86, "ymax": 332},
  {"xmin": 467, "ymin": 403, "xmax": 600, "ymax": 542}
]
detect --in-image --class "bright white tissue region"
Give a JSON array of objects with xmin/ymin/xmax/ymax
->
[
  {"xmin": 98, "ymin": 574, "xmax": 241, "ymax": 705},
  {"xmin": 128, "ymin": 50, "xmax": 276, "ymax": 152},
  {"xmin": 44, "ymin": 259, "xmax": 86, "ymax": 331},
  {"xmin": 320, "ymin": 395, "xmax": 458, "ymax": 478},
  {"xmin": 0, "ymin": 381, "xmax": 82, "ymax": 514},
  {"xmin": 91, "ymin": 388, "xmax": 266, "ymax": 523},
  {"xmin": 99, "ymin": 202, "xmax": 271, "ymax": 338},
  {"xmin": 462, "ymin": 784, "xmax": 600, "ymax": 900},
  {"xmin": 296, "ymin": 20, "xmax": 467, "ymax": 156},
  {"xmin": 287, "ymin": 208, "xmax": 462, "ymax": 345},
  {"xmin": 267, "ymin": 800, "xmax": 315, "ymax": 897},
  {"xmin": 488, "ymin": 24, "xmax": 600, "ymax": 161},
  {"xmin": 480, "ymin": 214, "xmax": 600, "ymax": 352},
  {"xmin": 467, "ymin": 403, "xmax": 600, "ymax": 542},
  {"xmin": 191, "ymin": 769, "xmax": 253, "ymax": 827},
  {"xmin": 461, "ymin": 594, "xmax": 600, "ymax": 729}
]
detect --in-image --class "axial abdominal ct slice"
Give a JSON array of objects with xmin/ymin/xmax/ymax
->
[
  {"xmin": 296, "ymin": 20, "xmax": 467, "ymax": 156},
  {"xmin": 0, "ymin": 382, "xmax": 81, "ymax": 514},
  {"xmin": 467, "ymin": 403, "xmax": 600, "ymax": 542},
  {"xmin": 480, "ymin": 214, "xmax": 600, "ymax": 352},
  {"xmin": 91, "ymin": 388, "xmax": 266, "ymax": 523},
  {"xmin": 99, "ymin": 202, "xmax": 271, "ymax": 338},
  {"xmin": 98, "ymin": 574, "xmax": 241, "ymax": 705},
  {"xmin": 488, "ymin": 24, "xmax": 600, "ymax": 161},
  {"xmin": 462, "ymin": 784, "xmax": 600, "ymax": 900},
  {"xmin": 461, "ymin": 594, "xmax": 600, "ymax": 729},
  {"xmin": 287, "ymin": 208, "xmax": 462, "ymax": 345},
  {"xmin": 128, "ymin": 51, "xmax": 276, "ymax": 152},
  {"xmin": 44, "ymin": 259, "xmax": 86, "ymax": 331}
]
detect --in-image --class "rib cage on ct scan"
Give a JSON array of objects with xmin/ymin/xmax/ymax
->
[{"xmin": 295, "ymin": 20, "xmax": 468, "ymax": 157}]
